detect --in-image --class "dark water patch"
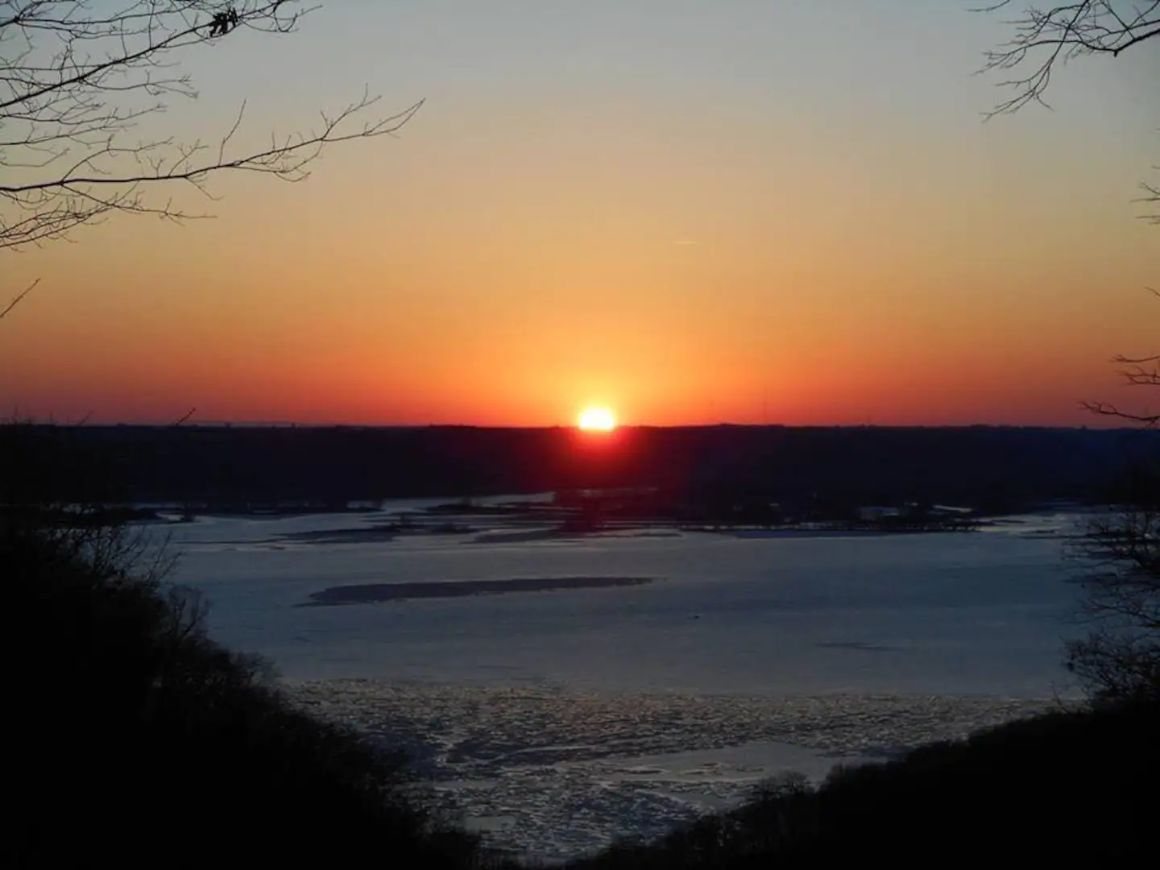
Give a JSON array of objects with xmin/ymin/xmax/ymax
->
[
  {"xmin": 467, "ymin": 528, "xmax": 578, "ymax": 545},
  {"xmin": 283, "ymin": 527, "xmax": 400, "ymax": 543},
  {"xmin": 300, "ymin": 576, "xmax": 655, "ymax": 606},
  {"xmin": 816, "ymin": 641, "xmax": 906, "ymax": 654},
  {"xmin": 282, "ymin": 523, "xmax": 476, "ymax": 544}
]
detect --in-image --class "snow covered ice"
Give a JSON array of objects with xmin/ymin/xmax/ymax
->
[{"xmin": 162, "ymin": 506, "xmax": 1085, "ymax": 860}]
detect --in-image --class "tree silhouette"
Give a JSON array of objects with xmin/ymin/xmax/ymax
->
[
  {"xmin": 983, "ymin": 1, "xmax": 1160, "ymax": 701},
  {"xmin": 0, "ymin": 1, "xmax": 421, "ymax": 317},
  {"xmin": 981, "ymin": 1, "xmax": 1160, "ymax": 115},
  {"xmin": 981, "ymin": 2, "xmax": 1160, "ymax": 224},
  {"xmin": 1067, "ymin": 503, "xmax": 1160, "ymax": 701}
]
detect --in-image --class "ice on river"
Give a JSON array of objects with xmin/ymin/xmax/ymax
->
[
  {"xmin": 159, "ymin": 506, "xmax": 1086, "ymax": 860},
  {"xmin": 289, "ymin": 681, "xmax": 1057, "ymax": 862}
]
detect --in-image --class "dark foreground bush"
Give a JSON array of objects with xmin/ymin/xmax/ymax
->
[
  {"xmin": 572, "ymin": 700, "xmax": 1160, "ymax": 869},
  {"xmin": 3, "ymin": 523, "xmax": 485, "ymax": 869}
]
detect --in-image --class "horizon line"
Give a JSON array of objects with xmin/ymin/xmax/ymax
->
[{"xmin": 3, "ymin": 419, "xmax": 1133, "ymax": 432}]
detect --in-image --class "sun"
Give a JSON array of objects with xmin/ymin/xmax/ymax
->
[{"xmin": 577, "ymin": 406, "xmax": 617, "ymax": 432}]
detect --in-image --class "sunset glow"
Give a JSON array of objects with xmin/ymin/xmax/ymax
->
[
  {"xmin": 0, "ymin": 2, "xmax": 1156, "ymax": 427},
  {"xmin": 578, "ymin": 407, "xmax": 617, "ymax": 432}
]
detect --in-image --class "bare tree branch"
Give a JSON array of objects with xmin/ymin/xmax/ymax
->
[
  {"xmin": 980, "ymin": 6, "xmax": 1160, "ymax": 701},
  {"xmin": 979, "ymin": 2, "xmax": 1160, "ymax": 115},
  {"xmin": 0, "ymin": 277, "xmax": 39, "ymax": 319},
  {"xmin": 1081, "ymin": 401, "xmax": 1160, "ymax": 426},
  {"xmin": 1075, "ymin": 289, "xmax": 1160, "ymax": 428},
  {"xmin": 0, "ymin": 2, "xmax": 420, "ymax": 262},
  {"xmin": 1070, "ymin": 503, "xmax": 1160, "ymax": 700}
]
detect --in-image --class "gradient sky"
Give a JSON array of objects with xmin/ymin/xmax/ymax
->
[{"xmin": 2, "ymin": 1, "xmax": 1159, "ymax": 426}]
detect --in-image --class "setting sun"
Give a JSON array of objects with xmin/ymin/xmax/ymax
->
[{"xmin": 577, "ymin": 406, "xmax": 617, "ymax": 432}]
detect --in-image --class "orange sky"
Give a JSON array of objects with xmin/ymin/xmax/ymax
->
[{"xmin": 2, "ymin": 2, "xmax": 1158, "ymax": 426}]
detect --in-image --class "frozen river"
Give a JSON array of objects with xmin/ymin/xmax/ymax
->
[
  {"xmin": 160, "ymin": 504, "xmax": 1087, "ymax": 860},
  {"xmin": 165, "ymin": 506, "xmax": 1082, "ymax": 696}
]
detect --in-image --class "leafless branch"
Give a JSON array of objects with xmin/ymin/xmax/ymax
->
[
  {"xmin": 0, "ymin": 276, "xmax": 39, "ymax": 319},
  {"xmin": 979, "ymin": 5, "xmax": 1160, "ymax": 703},
  {"xmin": 1081, "ymin": 401, "xmax": 1160, "ymax": 425},
  {"xmin": 1076, "ymin": 287, "xmax": 1160, "ymax": 426},
  {"xmin": 0, "ymin": 2, "xmax": 420, "ymax": 256},
  {"xmin": 1140, "ymin": 172, "xmax": 1160, "ymax": 222},
  {"xmin": 1069, "ymin": 504, "xmax": 1160, "ymax": 700},
  {"xmin": 979, "ymin": 2, "xmax": 1160, "ymax": 115}
]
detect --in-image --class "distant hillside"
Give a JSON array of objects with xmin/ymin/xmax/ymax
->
[{"xmin": 3, "ymin": 424, "xmax": 1158, "ymax": 510}]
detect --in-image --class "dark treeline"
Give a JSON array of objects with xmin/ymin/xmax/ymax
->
[
  {"xmin": 570, "ymin": 701, "xmax": 1160, "ymax": 868},
  {"xmin": 3, "ymin": 520, "xmax": 491, "ymax": 869},
  {"xmin": 5, "ymin": 424, "xmax": 1158, "ymax": 511}
]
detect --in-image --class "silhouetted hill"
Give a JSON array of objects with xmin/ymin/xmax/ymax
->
[
  {"xmin": 570, "ymin": 700, "xmax": 1160, "ymax": 867},
  {"xmin": 4, "ymin": 424, "xmax": 1157, "ymax": 511},
  {"xmin": 4, "ymin": 521, "xmax": 485, "ymax": 869}
]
